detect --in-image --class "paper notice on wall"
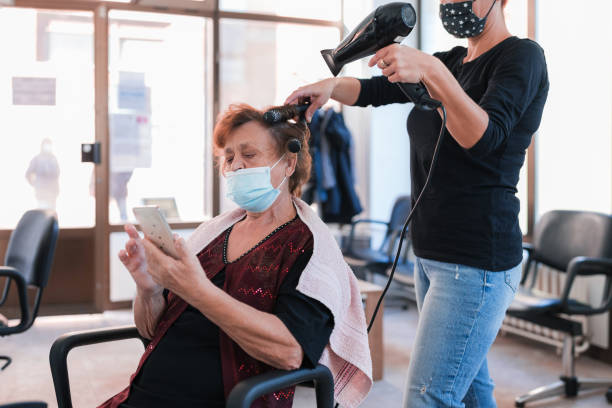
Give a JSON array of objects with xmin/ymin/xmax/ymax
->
[
  {"xmin": 110, "ymin": 113, "xmax": 152, "ymax": 172},
  {"xmin": 118, "ymin": 71, "xmax": 149, "ymax": 112},
  {"xmin": 12, "ymin": 77, "xmax": 56, "ymax": 105}
]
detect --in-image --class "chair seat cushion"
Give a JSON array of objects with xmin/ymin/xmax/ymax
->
[
  {"xmin": 389, "ymin": 262, "xmax": 415, "ymax": 286},
  {"xmin": 507, "ymin": 287, "xmax": 591, "ymax": 315},
  {"xmin": 344, "ymin": 248, "xmax": 391, "ymax": 266},
  {"xmin": 506, "ymin": 287, "xmax": 587, "ymax": 335},
  {"xmin": 507, "ymin": 287, "xmax": 561, "ymax": 314}
]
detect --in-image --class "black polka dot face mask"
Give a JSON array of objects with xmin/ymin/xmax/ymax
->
[{"xmin": 439, "ymin": 0, "xmax": 497, "ymax": 38}]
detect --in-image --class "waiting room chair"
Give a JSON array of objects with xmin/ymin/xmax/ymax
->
[
  {"xmin": 343, "ymin": 195, "xmax": 416, "ymax": 305},
  {"xmin": 49, "ymin": 325, "xmax": 335, "ymax": 408},
  {"xmin": 507, "ymin": 210, "xmax": 612, "ymax": 407},
  {"xmin": 0, "ymin": 209, "xmax": 59, "ymax": 370}
]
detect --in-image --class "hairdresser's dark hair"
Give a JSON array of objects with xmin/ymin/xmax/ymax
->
[{"xmin": 213, "ymin": 103, "xmax": 312, "ymax": 197}]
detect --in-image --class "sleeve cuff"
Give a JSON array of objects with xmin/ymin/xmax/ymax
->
[
  {"xmin": 275, "ymin": 313, "xmax": 319, "ymax": 368},
  {"xmin": 353, "ymin": 78, "xmax": 372, "ymax": 107}
]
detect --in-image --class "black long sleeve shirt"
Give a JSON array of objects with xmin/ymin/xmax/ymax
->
[{"xmin": 355, "ymin": 36, "xmax": 549, "ymax": 271}]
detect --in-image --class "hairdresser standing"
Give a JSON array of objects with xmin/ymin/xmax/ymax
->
[{"xmin": 286, "ymin": 0, "xmax": 548, "ymax": 406}]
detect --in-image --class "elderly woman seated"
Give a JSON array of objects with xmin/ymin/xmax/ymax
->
[{"xmin": 99, "ymin": 104, "xmax": 372, "ymax": 408}]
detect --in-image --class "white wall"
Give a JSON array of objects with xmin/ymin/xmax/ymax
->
[{"xmin": 535, "ymin": 0, "xmax": 612, "ymax": 349}]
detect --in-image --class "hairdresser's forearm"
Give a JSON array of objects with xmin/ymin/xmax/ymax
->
[
  {"xmin": 133, "ymin": 288, "xmax": 166, "ymax": 339},
  {"xmin": 331, "ymin": 77, "xmax": 362, "ymax": 106},
  {"xmin": 423, "ymin": 58, "xmax": 489, "ymax": 149}
]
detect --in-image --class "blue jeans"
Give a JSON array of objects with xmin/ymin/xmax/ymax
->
[{"xmin": 403, "ymin": 257, "xmax": 521, "ymax": 408}]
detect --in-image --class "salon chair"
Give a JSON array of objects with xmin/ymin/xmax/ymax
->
[
  {"xmin": 343, "ymin": 195, "xmax": 415, "ymax": 306},
  {"xmin": 49, "ymin": 326, "xmax": 334, "ymax": 408},
  {"xmin": 1, "ymin": 209, "xmax": 59, "ymax": 370},
  {"xmin": 506, "ymin": 210, "xmax": 612, "ymax": 407}
]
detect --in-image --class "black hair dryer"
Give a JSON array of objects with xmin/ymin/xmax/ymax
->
[
  {"xmin": 321, "ymin": 2, "xmax": 441, "ymax": 110},
  {"xmin": 321, "ymin": 2, "xmax": 416, "ymax": 76}
]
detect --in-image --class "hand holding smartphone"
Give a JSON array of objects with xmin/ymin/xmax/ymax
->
[{"xmin": 132, "ymin": 206, "xmax": 179, "ymax": 258}]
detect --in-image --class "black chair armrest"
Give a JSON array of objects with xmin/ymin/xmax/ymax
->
[
  {"xmin": 522, "ymin": 242, "xmax": 534, "ymax": 253},
  {"xmin": 49, "ymin": 326, "xmax": 146, "ymax": 408},
  {"xmin": 226, "ymin": 364, "xmax": 334, "ymax": 408},
  {"xmin": 0, "ymin": 271, "xmax": 10, "ymax": 307},
  {"xmin": 560, "ymin": 256, "xmax": 612, "ymax": 315},
  {"xmin": 50, "ymin": 327, "xmax": 333, "ymax": 408},
  {"xmin": 0, "ymin": 266, "xmax": 30, "ymax": 336},
  {"xmin": 345, "ymin": 219, "xmax": 389, "ymax": 253},
  {"xmin": 520, "ymin": 242, "xmax": 536, "ymax": 286}
]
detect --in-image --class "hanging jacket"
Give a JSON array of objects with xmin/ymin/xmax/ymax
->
[{"xmin": 305, "ymin": 109, "xmax": 362, "ymax": 224}]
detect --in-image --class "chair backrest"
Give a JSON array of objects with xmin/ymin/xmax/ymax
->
[
  {"xmin": 5, "ymin": 210, "xmax": 59, "ymax": 288},
  {"xmin": 533, "ymin": 210, "xmax": 612, "ymax": 272},
  {"xmin": 380, "ymin": 196, "xmax": 412, "ymax": 254},
  {"xmin": 388, "ymin": 195, "xmax": 412, "ymax": 233}
]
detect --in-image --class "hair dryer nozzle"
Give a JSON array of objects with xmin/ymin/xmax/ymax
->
[{"xmin": 321, "ymin": 49, "xmax": 341, "ymax": 77}]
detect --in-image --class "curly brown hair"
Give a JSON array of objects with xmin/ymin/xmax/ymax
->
[{"xmin": 213, "ymin": 103, "xmax": 312, "ymax": 197}]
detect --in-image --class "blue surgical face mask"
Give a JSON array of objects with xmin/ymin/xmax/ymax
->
[{"xmin": 225, "ymin": 154, "xmax": 287, "ymax": 213}]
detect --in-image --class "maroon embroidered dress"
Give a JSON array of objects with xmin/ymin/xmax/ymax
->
[{"xmin": 99, "ymin": 217, "xmax": 333, "ymax": 408}]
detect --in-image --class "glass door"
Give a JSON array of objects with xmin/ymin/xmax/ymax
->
[
  {"xmin": 0, "ymin": 7, "xmax": 98, "ymax": 314},
  {"xmin": 0, "ymin": 8, "xmax": 95, "ymax": 229},
  {"xmin": 106, "ymin": 10, "xmax": 212, "ymax": 303}
]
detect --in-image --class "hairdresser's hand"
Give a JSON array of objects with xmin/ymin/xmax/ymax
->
[
  {"xmin": 368, "ymin": 44, "xmax": 433, "ymax": 84},
  {"xmin": 285, "ymin": 78, "xmax": 338, "ymax": 122},
  {"xmin": 119, "ymin": 224, "xmax": 162, "ymax": 296},
  {"xmin": 141, "ymin": 234, "xmax": 211, "ymax": 306}
]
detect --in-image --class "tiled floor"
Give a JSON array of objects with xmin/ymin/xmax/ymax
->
[{"xmin": 1, "ymin": 306, "xmax": 612, "ymax": 407}]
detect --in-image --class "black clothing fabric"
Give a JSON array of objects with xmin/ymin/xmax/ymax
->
[
  {"xmin": 354, "ymin": 37, "xmax": 549, "ymax": 271},
  {"xmin": 304, "ymin": 109, "xmax": 363, "ymax": 224},
  {"xmin": 120, "ymin": 249, "xmax": 333, "ymax": 408}
]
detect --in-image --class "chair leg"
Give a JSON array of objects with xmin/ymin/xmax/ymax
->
[
  {"xmin": 576, "ymin": 378, "xmax": 612, "ymax": 392},
  {"xmin": 515, "ymin": 380, "xmax": 566, "ymax": 407},
  {"xmin": 515, "ymin": 335, "xmax": 575, "ymax": 407},
  {"xmin": 0, "ymin": 355, "xmax": 12, "ymax": 370},
  {"xmin": 515, "ymin": 335, "xmax": 612, "ymax": 407}
]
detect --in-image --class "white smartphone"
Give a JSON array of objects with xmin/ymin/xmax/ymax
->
[{"xmin": 132, "ymin": 206, "xmax": 179, "ymax": 258}]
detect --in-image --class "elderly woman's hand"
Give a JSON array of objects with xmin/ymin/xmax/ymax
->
[
  {"xmin": 368, "ymin": 43, "xmax": 434, "ymax": 84},
  {"xmin": 119, "ymin": 224, "xmax": 162, "ymax": 296},
  {"xmin": 140, "ymin": 234, "xmax": 209, "ymax": 304}
]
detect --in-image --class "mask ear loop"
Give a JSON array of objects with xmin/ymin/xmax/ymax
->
[
  {"xmin": 481, "ymin": 0, "xmax": 497, "ymax": 20},
  {"xmin": 271, "ymin": 153, "xmax": 286, "ymax": 169},
  {"xmin": 271, "ymin": 153, "xmax": 289, "ymax": 190},
  {"xmin": 275, "ymin": 175, "xmax": 288, "ymax": 190}
]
